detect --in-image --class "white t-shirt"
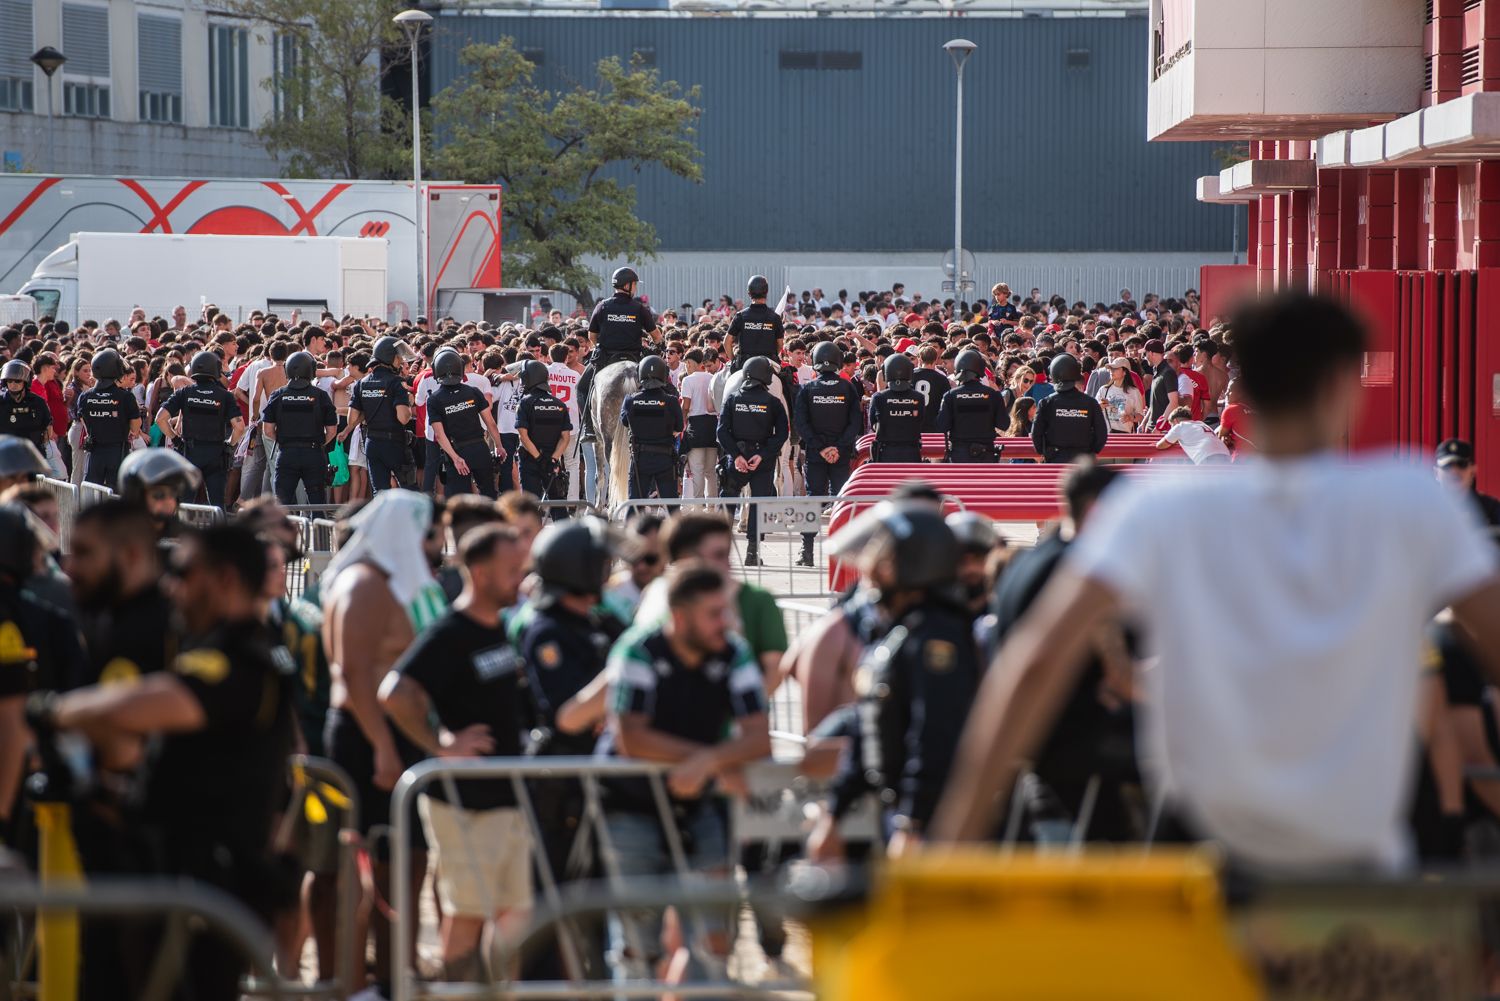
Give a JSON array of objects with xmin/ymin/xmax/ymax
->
[
  {"xmin": 235, "ymin": 359, "xmax": 274, "ymax": 420},
  {"xmin": 415, "ymin": 372, "xmax": 493, "ymax": 441},
  {"xmin": 1066, "ymin": 457, "xmax": 1498, "ymax": 871},
  {"xmin": 492, "ymin": 376, "xmax": 522, "ymax": 434},
  {"xmin": 1161, "ymin": 420, "xmax": 1229, "ymax": 463},
  {"xmin": 679, "ymin": 370, "xmax": 716, "ymax": 418},
  {"xmin": 548, "ymin": 363, "xmax": 580, "ymax": 428},
  {"xmin": 1096, "ymin": 383, "xmax": 1141, "ymax": 433}
]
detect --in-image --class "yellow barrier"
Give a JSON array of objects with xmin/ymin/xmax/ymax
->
[
  {"xmin": 33, "ymin": 802, "xmax": 83, "ymax": 1001},
  {"xmin": 810, "ymin": 849, "xmax": 1260, "ymax": 1001}
]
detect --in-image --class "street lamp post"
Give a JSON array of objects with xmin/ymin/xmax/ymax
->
[
  {"xmin": 943, "ymin": 39, "xmax": 976, "ymax": 298},
  {"xmin": 394, "ymin": 9, "xmax": 433, "ymax": 323},
  {"xmin": 31, "ymin": 46, "xmax": 66, "ymax": 173}
]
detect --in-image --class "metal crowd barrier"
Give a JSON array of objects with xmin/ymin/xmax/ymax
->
[
  {"xmin": 283, "ymin": 755, "xmax": 364, "ymax": 1001},
  {"xmin": 37, "ymin": 477, "xmax": 80, "ymax": 553},
  {"xmin": 0, "ymin": 878, "xmax": 289, "ymax": 1001},
  {"xmin": 608, "ymin": 495, "xmax": 963, "ymax": 601},
  {"xmin": 390, "ymin": 756, "xmax": 853, "ymax": 1001}
]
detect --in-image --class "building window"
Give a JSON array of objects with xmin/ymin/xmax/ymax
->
[
  {"xmin": 209, "ymin": 24, "xmax": 250, "ymax": 128},
  {"xmin": 0, "ymin": 0, "xmax": 35, "ymax": 112},
  {"xmin": 272, "ymin": 32, "xmax": 304, "ymax": 122},
  {"xmin": 62, "ymin": 3, "xmax": 110, "ymax": 119},
  {"xmin": 138, "ymin": 13, "xmax": 183, "ymax": 124}
]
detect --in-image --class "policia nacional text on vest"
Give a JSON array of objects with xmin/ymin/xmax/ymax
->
[
  {"xmin": 868, "ymin": 353, "xmax": 925, "ymax": 463},
  {"xmin": 157, "ymin": 351, "xmax": 243, "ymax": 507},
  {"xmin": 620, "ymin": 355, "xmax": 684, "ymax": 500}
]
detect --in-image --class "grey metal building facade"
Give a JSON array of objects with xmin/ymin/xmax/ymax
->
[{"xmin": 427, "ymin": 12, "xmax": 1234, "ymax": 256}]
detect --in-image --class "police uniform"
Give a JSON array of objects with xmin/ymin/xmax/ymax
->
[
  {"xmin": 727, "ymin": 303, "xmax": 784, "ymax": 372},
  {"xmin": 578, "ymin": 291, "xmax": 657, "ymax": 432},
  {"xmin": 77, "ymin": 583, "xmax": 175, "ymax": 689},
  {"xmin": 868, "ymin": 386, "xmax": 925, "ymax": 463},
  {"xmin": 141, "ymin": 622, "xmax": 295, "ymax": 1000},
  {"xmin": 793, "ymin": 374, "xmax": 863, "ymax": 495},
  {"xmin": 263, "ymin": 382, "xmax": 338, "ymax": 504},
  {"xmin": 350, "ymin": 366, "xmax": 412, "ymax": 493},
  {"xmin": 161, "ymin": 379, "xmax": 239, "ymax": 506},
  {"xmin": 620, "ymin": 386, "xmax": 684, "ymax": 499},
  {"xmin": 830, "ymin": 597, "xmax": 981, "ymax": 836},
  {"xmin": 0, "ymin": 388, "xmax": 51, "ymax": 452},
  {"xmin": 1031, "ymin": 386, "xmax": 1110, "ymax": 464},
  {"xmin": 428, "ymin": 382, "xmax": 497, "ymax": 498},
  {"xmin": 516, "ymin": 386, "xmax": 573, "ymax": 501},
  {"xmin": 935, "ymin": 382, "xmax": 1006, "ymax": 463},
  {"xmin": 717, "ymin": 379, "xmax": 789, "ymax": 558},
  {"xmin": 77, "ymin": 385, "xmax": 138, "ymax": 486}
]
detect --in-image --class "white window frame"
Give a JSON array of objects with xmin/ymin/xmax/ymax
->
[
  {"xmin": 137, "ymin": 10, "xmax": 184, "ymax": 125},
  {"xmin": 208, "ymin": 21, "xmax": 250, "ymax": 129}
]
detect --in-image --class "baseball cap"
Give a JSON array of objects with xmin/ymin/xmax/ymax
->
[
  {"xmin": 1107, "ymin": 357, "xmax": 1132, "ymax": 369},
  {"xmin": 894, "ymin": 337, "xmax": 917, "ymax": 354},
  {"xmin": 1143, "ymin": 338, "xmax": 1166, "ymax": 354},
  {"xmin": 1435, "ymin": 438, "xmax": 1475, "ymax": 468}
]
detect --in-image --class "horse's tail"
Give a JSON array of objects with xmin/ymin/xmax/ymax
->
[{"xmin": 609, "ymin": 420, "xmax": 632, "ymax": 513}]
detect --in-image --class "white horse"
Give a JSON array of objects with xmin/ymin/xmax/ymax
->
[{"xmin": 588, "ymin": 360, "xmax": 638, "ymax": 512}]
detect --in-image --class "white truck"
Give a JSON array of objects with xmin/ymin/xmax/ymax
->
[{"xmin": 18, "ymin": 232, "xmax": 389, "ymax": 327}]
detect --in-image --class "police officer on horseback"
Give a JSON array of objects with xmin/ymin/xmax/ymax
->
[
  {"xmin": 77, "ymin": 348, "xmax": 141, "ymax": 487},
  {"xmin": 1031, "ymin": 353, "xmax": 1109, "ymax": 465},
  {"xmin": 578, "ymin": 267, "xmax": 661, "ymax": 438},
  {"xmin": 935, "ymin": 349, "xmax": 1006, "ymax": 464},
  {"xmin": 620, "ymin": 356, "xmax": 684, "ymax": 500},
  {"xmin": 793, "ymin": 342, "xmax": 863, "ymax": 567},
  {"xmin": 726, "ymin": 275, "xmax": 784, "ymax": 373},
  {"xmin": 156, "ymin": 351, "xmax": 244, "ymax": 507},
  {"xmin": 516, "ymin": 359, "xmax": 573, "ymax": 506},
  {"xmin": 347, "ymin": 336, "xmax": 413, "ymax": 493},
  {"xmin": 869, "ymin": 353, "xmax": 925, "ymax": 464},
  {"xmin": 262, "ymin": 351, "xmax": 338, "ymax": 505},
  {"xmin": 717, "ymin": 356, "xmax": 789, "ymax": 566}
]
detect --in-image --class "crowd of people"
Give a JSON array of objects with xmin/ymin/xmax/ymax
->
[{"xmin": 2, "ymin": 280, "xmax": 1500, "ymax": 1000}]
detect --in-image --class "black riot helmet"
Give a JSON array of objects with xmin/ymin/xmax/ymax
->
[
  {"xmin": 946, "ymin": 511, "xmax": 999, "ymax": 555},
  {"xmin": 372, "ymin": 336, "xmax": 401, "ymax": 367},
  {"xmin": 284, "ymin": 351, "xmax": 317, "ymax": 385},
  {"xmin": 433, "ymin": 348, "xmax": 465, "ymax": 386},
  {"xmin": 531, "ymin": 516, "xmax": 623, "ymax": 598},
  {"xmin": 188, "ymin": 351, "xmax": 222, "ymax": 381},
  {"xmin": 747, "ymin": 275, "xmax": 770, "ymax": 299},
  {"xmin": 954, "ymin": 349, "xmax": 987, "ymax": 384},
  {"xmin": 520, "ymin": 359, "xmax": 550, "ymax": 391},
  {"xmin": 638, "ymin": 355, "xmax": 670, "ymax": 390},
  {"xmin": 829, "ymin": 499, "xmax": 960, "ymax": 591},
  {"xmin": 612, "ymin": 266, "xmax": 639, "ymax": 290},
  {"xmin": 0, "ymin": 503, "xmax": 37, "ymax": 584},
  {"xmin": 742, "ymin": 355, "xmax": 775, "ymax": 389},
  {"xmin": 2, "ymin": 360, "xmax": 31, "ymax": 385},
  {"xmin": 812, "ymin": 341, "xmax": 843, "ymax": 375},
  {"xmin": 91, "ymin": 348, "xmax": 126, "ymax": 385},
  {"xmin": 117, "ymin": 447, "xmax": 203, "ymax": 507},
  {"xmin": 883, "ymin": 352, "xmax": 915, "ymax": 389},
  {"xmin": 0, "ymin": 438, "xmax": 47, "ymax": 481},
  {"xmin": 1049, "ymin": 353, "xmax": 1083, "ymax": 388}
]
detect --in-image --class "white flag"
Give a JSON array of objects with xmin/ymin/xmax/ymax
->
[{"xmin": 774, "ymin": 284, "xmax": 793, "ymax": 318}]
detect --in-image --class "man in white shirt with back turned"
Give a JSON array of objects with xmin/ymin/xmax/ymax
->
[{"xmin": 933, "ymin": 292, "xmax": 1500, "ymax": 873}]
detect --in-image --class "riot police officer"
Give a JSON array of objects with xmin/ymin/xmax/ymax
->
[
  {"xmin": 935, "ymin": 349, "xmax": 1006, "ymax": 463},
  {"xmin": 77, "ymin": 348, "xmax": 141, "ymax": 487},
  {"xmin": 868, "ymin": 353, "xmax": 925, "ymax": 464},
  {"xmin": 578, "ymin": 267, "xmax": 660, "ymax": 437},
  {"xmin": 0, "ymin": 360, "xmax": 51, "ymax": 454},
  {"xmin": 515, "ymin": 359, "xmax": 573, "ymax": 504},
  {"xmin": 156, "ymin": 351, "xmax": 244, "ymax": 507},
  {"xmin": 118, "ymin": 446, "xmax": 203, "ymax": 540},
  {"xmin": 793, "ymin": 342, "xmax": 863, "ymax": 566},
  {"xmin": 620, "ymin": 355, "xmax": 684, "ymax": 500},
  {"xmin": 347, "ymin": 336, "xmax": 413, "ymax": 493},
  {"xmin": 0, "ymin": 437, "xmax": 48, "ymax": 493},
  {"xmin": 1032, "ymin": 354, "xmax": 1109, "ymax": 464},
  {"xmin": 809, "ymin": 501, "xmax": 980, "ymax": 858},
  {"xmin": 717, "ymin": 355, "xmax": 789, "ymax": 566},
  {"xmin": 726, "ymin": 275, "xmax": 784, "ymax": 372},
  {"xmin": 427, "ymin": 347, "xmax": 504, "ymax": 498},
  {"xmin": 263, "ymin": 351, "xmax": 339, "ymax": 505}
]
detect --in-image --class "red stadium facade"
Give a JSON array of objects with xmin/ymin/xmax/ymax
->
[{"xmin": 1150, "ymin": 0, "xmax": 1500, "ymax": 490}]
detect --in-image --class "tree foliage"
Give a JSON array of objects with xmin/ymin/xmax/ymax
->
[
  {"xmin": 218, "ymin": 0, "xmax": 414, "ymax": 180},
  {"xmin": 430, "ymin": 39, "xmax": 703, "ymax": 306}
]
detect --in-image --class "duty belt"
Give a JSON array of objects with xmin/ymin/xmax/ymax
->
[
  {"xmin": 632, "ymin": 442, "xmax": 674, "ymax": 455},
  {"xmin": 280, "ymin": 438, "xmax": 321, "ymax": 447},
  {"xmin": 451, "ymin": 436, "xmax": 486, "ymax": 448},
  {"xmin": 366, "ymin": 429, "xmax": 405, "ymax": 442}
]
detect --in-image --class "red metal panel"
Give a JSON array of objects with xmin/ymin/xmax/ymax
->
[
  {"xmin": 1422, "ymin": 273, "xmax": 1443, "ymax": 451},
  {"xmin": 1458, "ymin": 270, "xmax": 1476, "ymax": 444},
  {"xmin": 1476, "ymin": 269, "xmax": 1500, "ymax": 494},
  {"xmin": 1197, "ymin": 265, "xmax": 1257, "ymax": 325},
  {"xmin": 1343, "ymin": 270, "xmax": 1401, "ymax": 452}
]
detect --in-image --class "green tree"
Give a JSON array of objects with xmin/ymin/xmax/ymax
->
[
  {"xmin": 218, "ymin": 0, "xmax": 414, "ymax": 179},
  {"xmin": 430, "ymin": 39, "xmax": 702, "ymax": 307}
]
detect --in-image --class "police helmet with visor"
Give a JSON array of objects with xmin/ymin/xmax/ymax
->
[
  {"xmin": 372, "ymin": 336, "xmax": 401, "ymax": 367},
  {"xmin": 638, "ymin": 355, "xmax": 670, "ymax": 390},
  {"xmin": 284, "ymin": 351, "xmax": 317, "ymax": 385},
  {"xmin": 188, "ymin": 351, "xmax": 222, "ymax": 381},
  {"xmin": 812, "ymin": 341, "xmax": 843, "ymax": 374},
  {"xmin": 883, "ymin": 352, "xmax": 914, "ymax": 389},
  {"xmin": 520, "ymin": 359, "xmax": 550, "ymax": 391},
  {"xmin": 1048, "ymin": 353, "xmax": 1083, "ymax": 387},
  {"xmin": 531, "ymin": 516, "xmax": 630, "ymax": 598},
  {"xmin": 117, "ymin": 447, "xmax": 203, "ymax": 506},
  {"xmin": 828, "ymin": 499, "xmax": 960, "ymax": 591},
  {"xmin": 954, "ymin": 349, "xmax": 986, "ymax": 384},
  {"xmin": 91, "ymin": 348, "xmax": 126, "ymax": 384},
  {"xmin": 433, "ymin": 348, "xmax": 465, "ymax": 386},
  {"xmin": 742, "ymin": 355, "xmax": 775, "ymax": 389}
]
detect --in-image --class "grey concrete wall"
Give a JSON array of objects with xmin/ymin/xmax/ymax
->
[{"xmin": 0, "ymin": 111, "xmax": 281, "ymax": 177}]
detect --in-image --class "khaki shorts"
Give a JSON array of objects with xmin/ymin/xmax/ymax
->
[{"xmin": 418, "ymin": 796, "xmax": 533, "ymax": 917}]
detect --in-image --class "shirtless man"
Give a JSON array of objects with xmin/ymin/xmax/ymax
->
[{"xmin": 320, "ymin": 492, "xmax": 446, "ymax": 998}]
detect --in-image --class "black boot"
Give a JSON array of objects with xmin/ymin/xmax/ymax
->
[
  {"xmin": 743, "ymin": 545, "xmax": 761, "ymax": 567},
  {"xmin": 796, "ymin": 537, "xmax": 815, "ymax": 567}
]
